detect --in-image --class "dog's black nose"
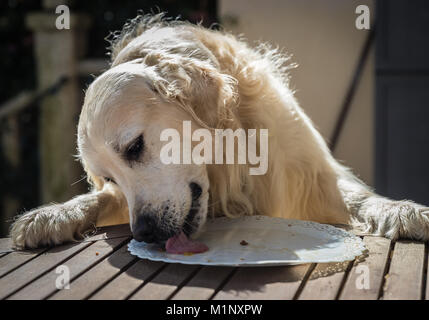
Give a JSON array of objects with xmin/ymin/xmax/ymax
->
[
  {"xmin": 190, "ymin": 182, "xmax": 202, "ymax": 201},
  {"xmin": 132, "ymin": 215, "xmax": 158, "ymax": 243}
]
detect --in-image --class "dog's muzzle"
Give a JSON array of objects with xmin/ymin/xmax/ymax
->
[{"xmin": 132, "ymin": 182, "xmax": 203, "ymax": 243}]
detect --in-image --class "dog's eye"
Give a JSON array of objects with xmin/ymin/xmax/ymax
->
[
  {"xmin": 125, "ymin": 134, "xmax": 144, "ymax": 162},
  {"xmin": 104, "ymin": 177, "xmax": 116, "ymax": 184}
]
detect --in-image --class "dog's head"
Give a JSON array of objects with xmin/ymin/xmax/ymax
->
[{"xmin": 77, "ymin": 29, "xmax": 238, "ymax": 244}]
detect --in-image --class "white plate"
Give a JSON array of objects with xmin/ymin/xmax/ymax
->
[{"xmin": 128, "ymin": 216, "xmax": 366, "ymax": 266}]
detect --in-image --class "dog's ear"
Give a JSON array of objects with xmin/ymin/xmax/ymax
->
[{"xmin": 141, "ymin": 53, "xmax": 239, "ymax": 128}]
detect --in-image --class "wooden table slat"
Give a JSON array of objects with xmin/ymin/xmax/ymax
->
[
  {"xmin": 0, "ymin": 248, "xmax": 46, "ymax": 279},
  {"xmin": 49, "ymin": 242, "xmax": 135, "ymax": 300},
  {"xmin": 425, "ymin": 242, "xmax": 429, "ymax": 300},
  {"xmin": 212, "ymin": 264, "xmax": 311, "ymax": 300},
  {"xmin": 382, "ymin": 241, "xmax": 425, "ymax": 300},
  {"xmin": 297, "ymin": 262, "xmax": 350, "ymax": 300},
  {"xmin": 7, "ymin": 237, "xmax": 129, "ymax": 300},
  {"xmin": 83, "ymin": 224, "xmax": 131, "ymax": 242},
  {"xmin": 172, "ymin": 266, "xmax": 236, "ymax": 300},
  {"xmin": 340, "ymin": 236, "xmax": 391, "ymax": 300},
  {"xmin": 0, "ymin": 241, "xmax": 92, "ymax": 299},
  {"xmin": 129, "ymin": 263, "xmax": 200, "ymax": 300},
  {"xmin": 0, "ymin": 238, "xmax": 13, "ymax": 253},
  {"xmin": 90, "ymin": 259, "xmax": 165, "ymax": 300}
]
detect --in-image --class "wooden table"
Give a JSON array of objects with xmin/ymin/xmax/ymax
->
[{"xmin": 0, "ymin": 224, "xmax": 427, "ymax": 300}]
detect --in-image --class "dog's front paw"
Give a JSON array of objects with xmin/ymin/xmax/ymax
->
[
  {"xmin": 356, "ymin": 197, "xmax": 429, "ymax": 241},
  {"xmin": 10, "ymin": 204, "xmax": 77, "ymax": 250},
  {"xmin": 400, "ymin": 203, "xmax": 429, "ymax": 241},
  {"xmin": 375, "ymin": 199, "xmax": 429, "ymax": 241}
]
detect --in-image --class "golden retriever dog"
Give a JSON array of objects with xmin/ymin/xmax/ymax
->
[{"xmin": 10, "ymin": 13, "xmax": 429, "ymax": 249}]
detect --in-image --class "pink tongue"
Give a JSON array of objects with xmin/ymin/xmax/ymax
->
[{"xmin": 165, "ymin": 231, "xmax": 208, "ymax": 254}]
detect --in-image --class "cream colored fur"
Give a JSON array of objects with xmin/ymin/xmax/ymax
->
[{"xmin": 10, "ymin": 14, "xmax": 429, "ymax": 249}]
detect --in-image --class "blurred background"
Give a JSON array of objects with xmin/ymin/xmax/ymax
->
[{"xmin": 0, "ymin": 0, "xmax": 428, "ymax": 237}]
